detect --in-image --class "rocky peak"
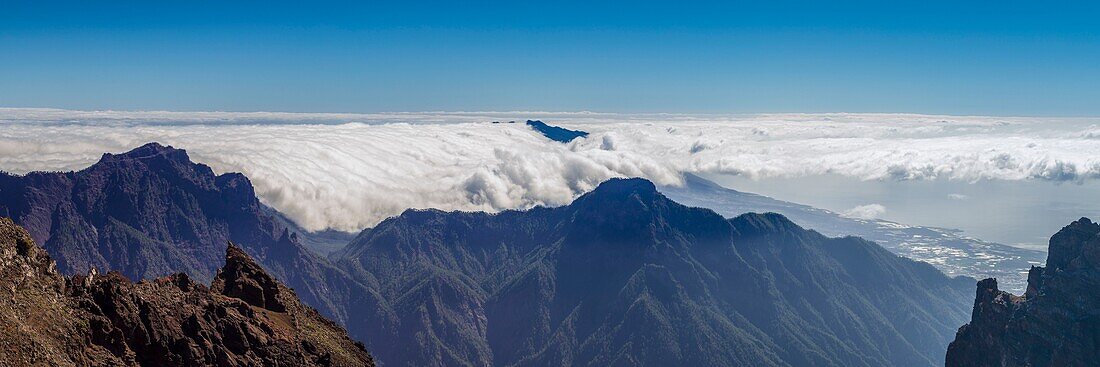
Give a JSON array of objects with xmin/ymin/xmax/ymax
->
[
  {"xmin": 565, "ymin": 178, "xmax": 669, "ymax": 241},
  {"xmin": 0, "ymin": 219, "xmax": 374, "ymax": 366},
  {"xmin": 973, "ymin": 278, "xmax": 1002, "ymax": 303},
  {"xmin": 212, "ymin": 242, "xmax": 286, "ymax": 312},
  {"xmin": 89, "ymin": 142, "xmax": 217, "ymax": 189},
  {"xmin": 0, "ymin": 142, "xmax": 283, "ymax": 283},
  {"xmin": 0, "ymin": 217, "xmax": 59, "ymax": 282},
  {"xmin": 0, "ymin": 142, "xmax": 390, "ymax": 360},
  {"xmin": 561, "ymin": 177, "xmax": 738, "ymax": 251},
  {"xmin": 96, "ymin": 142, "xmax": 190, "ymax": 165},
  {"xmin": 1045, "ymin": 217, "xmax": 1100, "ymax": 271},
  {"xmin": 572, "ymin": 177, "xmax": 663, "ymax": 210},
  {"xmin": 118, "ymin": 141, "xmax": 177, "ymax": 156},
  {"xmin": 594, "ymin": 176, "xmax": 659, "ymax": 195},
  {"xmin": 946, "ymin": 217, "xmax": 1100, "ymax": 366}
]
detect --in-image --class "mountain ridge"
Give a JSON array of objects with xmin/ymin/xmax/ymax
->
[
  {"xmin": 337, "ymin": 177, "xmax": 975, "ymax": 366},
  {"xmin": 2, "ymin": 143, "xmax": 979, "ymax": 366},
  {"xmin": 0, "ymin": 142, "xmax": 396, "ymax": 352},
  {"xmin": 525, "ymin": 120, "xmax": 589, "ymax": 143}
]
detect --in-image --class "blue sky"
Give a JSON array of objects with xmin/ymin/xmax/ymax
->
[{"xmin": 2, "ymin": 1, "xmax": 1099, "ymax": 115}]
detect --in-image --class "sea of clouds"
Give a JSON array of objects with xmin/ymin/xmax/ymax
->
[{"xmin": 3, "ymin": 108, "xmax": 1099, "ymax": 232}]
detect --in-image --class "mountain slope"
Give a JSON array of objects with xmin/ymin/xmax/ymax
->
[
  {"xmin": 0, "ymin": 143, "xmax": 978, "ymax": 366},
  {"xmin": 0, "ymin": 143, "xmax": 394, "ymax": 348},
  {"xmin": 660, "ymin": 173, "xmax": 1045, "ymax": 293},
  {"xmin": 336, "ymin": 177, "xmax": 974, "ymax": 366},
  {"xmin": 946, "ymin": 217, "xmax": 1100, "ymax": 367},
  {"xmin": 0, "ymin": 217, "xmax": 374, "ymax": 367}
]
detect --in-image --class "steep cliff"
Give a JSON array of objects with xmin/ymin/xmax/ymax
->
[{"xmin": 946, "ymin": 217, "xmax": 1100, "ymax": 367}]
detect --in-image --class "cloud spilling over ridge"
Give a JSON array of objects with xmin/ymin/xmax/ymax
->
[
  {"xmin": 2, "ymin": 108, "xmax": 1099, "ymax": 231},
  {"xmin": 0, "ymin": 110, "xmax": 680, "ymax": 231}
]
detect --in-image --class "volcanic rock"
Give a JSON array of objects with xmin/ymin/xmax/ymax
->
[
  {"xmin": 946, "ymin": 217, "xmax": 1100, "ymax": 367},
  {"xmin": 0, "ymin": 217, "xmax": 374, "ymax": 367}
]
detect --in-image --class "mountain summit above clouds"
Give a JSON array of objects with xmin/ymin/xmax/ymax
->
[
  {"xmin": 0, "ymin": 142, "xmax": 270, "ymax": 281},
  {"xmin": 336, "ymin": 177, "xmax": 975, "ymax": 366},
  {"xmin": 3, "ymin": 143, "xmax": 979, "ymax": 366},
  {"xmin": 525, "ymin": 119, "xmax": 589, "ymax": 142},
  {"xmin": 0, "ymin": 142, "xmax": 394, "ymax": 349}
]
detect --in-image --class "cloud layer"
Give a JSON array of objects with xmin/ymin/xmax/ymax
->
[
  {"xmin": 841, "ymin": 204, "xmax": 887, "ymax": 220},
  {"xmin": 3, "ymin": 108, "xmax": 1099, "ymax": 231}
]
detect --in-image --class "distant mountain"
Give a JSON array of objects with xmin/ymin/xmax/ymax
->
[
  {"xmin": 661, "ymin": 173, "xmax": 1046, "ymax": 293},
  {"xmin": 0, "ymin": 143, "xmax": 394, "ymax": 349},
  {"xmin": 526, "ymin": 120, "xmax": 589, "ymax": 142},
  {"xmin": 0, "ymin": 217, "xmax": 373, "ymax": 367},
  {"xmin": 0, "ymin": 143, "xmax": 984, "ymax": 366},
  {"xmin": 335, "ymin": 177, "xmax": 974, "ymax": 366},
  {"xmin": 946, "ymin": 217, "xmax": 1100, "ymax": 367}
]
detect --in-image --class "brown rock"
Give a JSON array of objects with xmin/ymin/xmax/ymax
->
[
  {"xmin": 212, "ymin": 243, "xmax": 287, "ymax": 312},
  {"xmin": 0, "ymin": 217, "xmax": 374, "ymax": 367}
]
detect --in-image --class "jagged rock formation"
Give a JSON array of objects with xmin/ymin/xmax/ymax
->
[
  {"xmin": 0, "ymin": 143, "xmax": 393, "ymax": 349},
  {"xmin": 0, "ymin": 216, "xmax": 118, "ymax": 366},
  {"xmin": 336, "ymin": 177, "xmax": 974, "ymax": 366},
  {"xmin": 0, "ymin": 217, "xmax": 373, "ymax": 367},
  {"xmin": 946, "ymin": 218, "xmax": 1100, "ymax": 367}
]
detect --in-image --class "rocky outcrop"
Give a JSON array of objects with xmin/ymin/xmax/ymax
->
[
  {"xmin": 211, "ymin": 244, "xmax": 288, "ymax": 312},
  {"xmin": 0, "ymin": 217, "xmax": 374, "ymax": 367},
  {"xmin": 0, "ymin": 217, "xmax": 119, "ymax": 366},
  {"xmin": 946, "ymin": 217, "xmax": 1100, "ymax": 367}
]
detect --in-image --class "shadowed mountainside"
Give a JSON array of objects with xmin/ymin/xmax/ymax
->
[
  {"xmin": 0, "ymin": 217, "xmax": 374, "ymax": 367},
  {"xmin": 1, "ymin": 143, "xmax": 978, "ymax": 366},
  {"xmin": 946, "ymin": 217, "xmax": 1100, "ymax": 367},
  {"xmin": 335, "ymin": 177, "xmax": 975, "ymax": 366},
  {"xmin": 0, "ymin": 143, "xmax": 394, "ymax": 351}
]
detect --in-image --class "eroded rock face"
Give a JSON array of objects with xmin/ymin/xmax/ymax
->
[
  {"xmin": 946, "ymin": 218, "xmax": 1100, "ymax": 367},
  {"xmin": 211, "ymin": 244, "xmax": 287, "ymax": 312},
  {"xmin": 0, "ymin": 217, "xmax": 120, "ymax": 366},
  {"xmin": 0, "ymin": 217, "xmax": 374, "ymax": 367}
]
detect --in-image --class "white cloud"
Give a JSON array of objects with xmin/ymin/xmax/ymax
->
[
  {"xmin": 0, "ymin": 110, "xmax": 681, "ymax": 232},
  {"xmin": 948, "ymin": 193, "xmax": 970, "ymax": 200},
  {"xmin": 2, "ymin": 108, "xmax": 1100, "ymax": 231},
  {"xmin": 841, "ymin": 204, "xmax": 887, "ymax": 220}
]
